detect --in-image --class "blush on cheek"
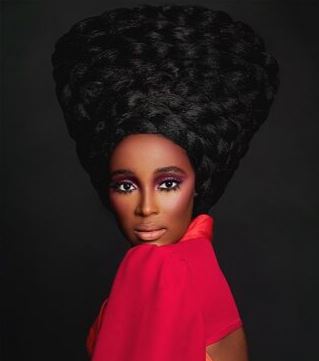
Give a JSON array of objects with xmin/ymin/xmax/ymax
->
[
  {"xmin": 108, "ymin": 195, "xmax": 127, "ymax": 215},
  {"xmin": 161, "ymin": 189, "xmax": 194, "ymax": 215},
  {"xmin": 112, "ymin": 201, "xmax": 129, "ymax": 217}
]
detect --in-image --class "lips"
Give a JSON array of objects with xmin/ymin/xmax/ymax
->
[{"xmin": 134, "ymin": 226, "xmax": 167, "ymax": 241}]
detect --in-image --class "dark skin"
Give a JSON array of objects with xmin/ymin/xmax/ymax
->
[
  {"xmin": 206, "ymin": 328, "xmax": 249, "ymax": 361},
  {"xmin": 108, "ymin": 133, "xmax": 249, "ymax": 361}
]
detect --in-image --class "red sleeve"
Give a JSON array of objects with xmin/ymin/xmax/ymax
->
[
  {"xmin": 86, "ymin": 298, "xmax": 109, "ymax": 357},
  {"xmin": 90, "ymin": 244, "xmax": 207, "ymax": 361},
  {"xmin": 197, "ymin": 241, "xmax": 243, "ymax": 345}
]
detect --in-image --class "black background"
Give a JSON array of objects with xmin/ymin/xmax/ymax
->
[{"xmin": 2, "ymin": 1, "xmax": 319, "ymax": 360}]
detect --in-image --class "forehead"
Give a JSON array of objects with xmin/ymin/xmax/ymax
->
[{"xmin": 109, "ymin": 134, "xmax": 194, "ymax": 173}]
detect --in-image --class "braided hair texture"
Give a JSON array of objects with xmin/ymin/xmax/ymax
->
[{"xmin": 51, "ymin": 4, "xmax": 279, "ymax": 217}]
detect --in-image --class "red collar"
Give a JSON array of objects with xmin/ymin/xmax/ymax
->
[{"xmin": 179, "ymin": 213, "xmax": 214, "ymax": 243}]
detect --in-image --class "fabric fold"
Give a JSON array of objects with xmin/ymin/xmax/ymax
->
[{"xmin": 87, "ymin": 214, "xmax": 242, "ymax": 361}]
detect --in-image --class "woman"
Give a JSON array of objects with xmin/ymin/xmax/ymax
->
[{"xmin": 51, "ymin": 4, "xmax": 279, "ymax": 361}]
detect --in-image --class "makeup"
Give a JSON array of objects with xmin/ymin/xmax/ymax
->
[{"xmin": 108, "ymin": 133, "xmax": 195, "ymax": 246}]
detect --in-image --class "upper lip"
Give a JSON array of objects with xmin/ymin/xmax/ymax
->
[{"xmin": 134, "ymin": 224, "xmax": 166, "ymax": 232}]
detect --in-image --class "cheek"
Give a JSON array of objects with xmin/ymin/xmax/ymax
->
[
  {"xmin": 159, "ymin": 183, "xmax": 194, "ymax": 214},
  {"xmin": 108, "ymin": 193, "xmax": 134, "ymax": 218},
  {"xmin": 108, "ymin": 195, "xmax": 136, "ymax": 236},
  {"xmin": 160, "ymin": 193, "xmax": 191, "ymax": 213}
]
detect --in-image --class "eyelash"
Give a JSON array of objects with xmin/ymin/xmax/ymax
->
[{"xmin": 109, "ymin": 178, "xmax": 182, "ymax": 194}]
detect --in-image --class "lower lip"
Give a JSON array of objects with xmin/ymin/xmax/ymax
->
[{"xmin": 134, "ymin": 228, "xmax": 167, "ymax": 241}]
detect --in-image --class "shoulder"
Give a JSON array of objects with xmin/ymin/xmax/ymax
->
[
  {"xmin": 118, "ymin": 243, "xmax": 191, "ymax": 290},
  {"xmin": 119, "ymin": 239, "xmax": 220, "ymax": 294},
  {"xmin": 169, "ymin": 238, "xmax": 219, "ymax": 282}
]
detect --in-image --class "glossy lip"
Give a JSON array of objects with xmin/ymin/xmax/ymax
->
[
  {"xmin": 134, "ymin": 228, "xmax": 167, "ymax": 241},
  {"xmin": 134, "ymin": 223, "xmax": 166, "ymax": 232}
]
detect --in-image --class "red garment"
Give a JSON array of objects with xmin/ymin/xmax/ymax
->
[{"xmin": 87, "ymin": 214, "xmax": 242, "ymax": 361}]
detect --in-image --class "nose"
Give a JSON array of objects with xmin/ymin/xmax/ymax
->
[{"xmin": 134, "ymin": 187, "xmax": 158, "ymax": 217}]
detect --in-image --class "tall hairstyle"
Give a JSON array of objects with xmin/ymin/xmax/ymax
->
[{"xmin": 51, "ymin": 4, "xmax": 279, "ymax": 217}]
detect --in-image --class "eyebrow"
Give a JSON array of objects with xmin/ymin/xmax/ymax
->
[{"xmin": 110, "ymin": 166, "xmax": 187, "ymax": 177}]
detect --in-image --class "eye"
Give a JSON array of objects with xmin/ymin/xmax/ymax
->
[
  {"xmin": 158, "ymin": 179, "xmax": 181, "ymax": 192},
  {"xmin": 110, "ymin": 181, "xmax": 136, "ymax": 194}
]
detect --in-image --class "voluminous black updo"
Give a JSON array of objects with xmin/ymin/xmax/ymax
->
[{"xmin": 51, "ymin": 4, "xmax": 279, "ymax": 217}]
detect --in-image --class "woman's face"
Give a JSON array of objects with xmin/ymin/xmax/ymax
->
[{"xmin": 108, "ymin": 134, "xmax": 196, "ymax": 246}]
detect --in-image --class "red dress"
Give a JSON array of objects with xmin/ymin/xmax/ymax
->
[{"xmin": 87, "ymin": 214, "xmax": 242, "ymax": 361}]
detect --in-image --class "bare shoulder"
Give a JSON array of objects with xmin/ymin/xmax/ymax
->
[{"xmin": 206, "ymin": 327, "xmax": 249, "ymax": 361}]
